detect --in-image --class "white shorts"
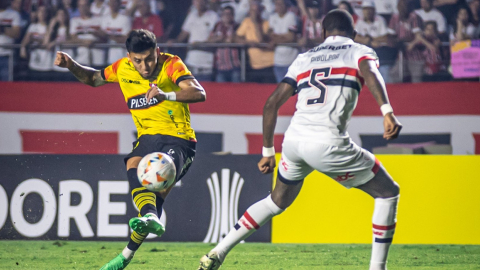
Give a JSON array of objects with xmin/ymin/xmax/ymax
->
[{"xmin": 278, "ymin": 140, "xmax": 381, "ymax": 189}]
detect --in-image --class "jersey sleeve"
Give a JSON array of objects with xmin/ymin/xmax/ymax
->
[
  {"xmin": 165, "ymin": 56, "xmax": 194, "ymax": 85},
  {"xmin": 353, "ymin": 45, "xmax": 380, "ymax": 69},
  {"xmin": 100, "ymin": 58, "xmax": 122, "ymax": 83},
  {"xmin": 281, "ymin": 56, "xmax": 301, "ymax": 94}
]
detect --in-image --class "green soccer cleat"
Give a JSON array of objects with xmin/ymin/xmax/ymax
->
[
  {"xmin": 99, "ymin": 254, "xmax": 131, "ymax": 270},
  {"xmin": 197, "ymin": 251, "xmax": 223, "ymax": 270},
  {"xmin": 129, "ymin": 213, "xmax": 165, "ymax": 237}
]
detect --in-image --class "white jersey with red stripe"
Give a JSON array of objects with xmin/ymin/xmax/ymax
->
[{"xmin": 282, "ymin": 36, "xmax": 379, "ymax": 145}]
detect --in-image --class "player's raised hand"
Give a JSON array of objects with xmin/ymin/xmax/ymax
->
[
  {"xmin": 383, "ymin": 113, "xmax": 402, "ymax": 140},
  {"xmin": 54, "ymin": 51, "xmax": 74, "ymax": 69},
  {"xmin": 258, "ymin": 156, "xmax": 276, "ymax": 174},
  {"xmin": 145, "ymin": 85, "xmax": 165, "ymax": 103}
]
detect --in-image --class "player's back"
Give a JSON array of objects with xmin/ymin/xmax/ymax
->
[{"xmin": 282, "ymin": 36, "xmax": 378, "ymax": 145}]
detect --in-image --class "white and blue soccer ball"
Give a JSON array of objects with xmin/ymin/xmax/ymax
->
[{"xmin": 137, "ymin": 152, "xmax": 176, "ymax": 192}]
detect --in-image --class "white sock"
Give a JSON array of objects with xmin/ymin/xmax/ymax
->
[
  {"xmin": 370, "ymin": 195, "xmax": 399, "ymax": 270},
  {"xmin": 122, "ymin": 246, "xmax": 135, "ymax": 260},
  {"xmin": 212, "ymin": 195, "xmax": 284, "ymax": 261}
]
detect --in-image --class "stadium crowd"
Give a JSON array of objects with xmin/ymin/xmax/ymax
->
[{"xmin": 1, "ymin": 0, "xmax": 479, "ymax": 82}]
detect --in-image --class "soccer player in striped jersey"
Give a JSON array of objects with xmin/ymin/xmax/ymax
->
[
  {"xmin": 55, "ymin": 29, "xmax": 205, "ymax": 270},
  {"xmin": 198, "ymin": 9, "xmax": 402, "ymax": 270}
]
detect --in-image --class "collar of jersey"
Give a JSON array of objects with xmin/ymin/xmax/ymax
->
[{"xmin": 323, "ymin": 36, "xmax": 354, "ymax": 44}]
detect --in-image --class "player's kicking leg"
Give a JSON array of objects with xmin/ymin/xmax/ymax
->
[
  {"xmin": 356, "ymin": 166, "xmax": 400, "ymax": 270},
  {"xmin": 100, "ymin": 157, "xmax": 167, "ymax": 270},
  {"xmin": 198, "ymin": 177, "xmax": 303, "ymax": 270}
]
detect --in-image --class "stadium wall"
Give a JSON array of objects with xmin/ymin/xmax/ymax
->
[
  {"xmin": 272, "ymin": 154, "xmax": 480, "ymax": 245},
  {"xmin": 1, "ymin": 81, "xmax": 480, "ymax": 155}
]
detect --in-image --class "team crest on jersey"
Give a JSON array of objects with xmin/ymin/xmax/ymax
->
[{"xmin": 128, "ymin": 94, "xmax": 162, "ymax": 109}]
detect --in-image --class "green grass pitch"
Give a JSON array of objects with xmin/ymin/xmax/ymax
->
[{"xmin": 0, "ymin": 241, "xmax": 479, "ymax": 269}]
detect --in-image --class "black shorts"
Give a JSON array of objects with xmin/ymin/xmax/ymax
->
[{"xmin": 125, "ymin": 134, "xmax": 196, "ymax": 182}]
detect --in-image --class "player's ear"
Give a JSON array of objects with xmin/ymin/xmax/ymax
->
[{"xmin": 127, "ymin": 52, "xmax": 131, "ymax": 60}]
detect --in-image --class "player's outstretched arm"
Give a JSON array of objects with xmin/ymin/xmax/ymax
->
[
  {"xmin": 258, "ymin": 82, "xmax": 295, "ymax": 174},
  {"xmin": 54, "ymin": 51, "xmax": 107, "ymax": 87},
  {"xmin": 145, "ymin": 78, "xmax": 206, "ymax": 104},
  {"xmin": 359, "ymin": 59, "xmax": 402, "ymax": 140}
]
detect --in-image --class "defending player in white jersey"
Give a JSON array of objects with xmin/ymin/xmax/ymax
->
[{"xmin": 198, "ymin": 9, "xmax": 402, "ymax": 270}]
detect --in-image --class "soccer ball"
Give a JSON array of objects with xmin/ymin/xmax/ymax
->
[{"xmin": 137, "ymin": 152, "xmax": 176, "ymax": 192}]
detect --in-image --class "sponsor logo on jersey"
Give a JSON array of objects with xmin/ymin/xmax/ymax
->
[
  {"xmin": 121, "ymin": 78, "xmax": 141, "ymax": 84},
  {"xmin": 335, "ymin": 172, "xmax": 355, "ymax": 182},
  {"xmin": 128, "ymin": 95, "xmax": 161, "ymax": 109},
  {"xmin": 309, "ymin": 44, "xmax": 352, "ymax": 53}
]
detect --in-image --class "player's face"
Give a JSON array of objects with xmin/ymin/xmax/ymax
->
[{"xmin": 128, "ymin": 47, "xmax": 159, "ymax": 79}]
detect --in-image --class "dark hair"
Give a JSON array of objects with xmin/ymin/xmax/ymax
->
[
  {"xmin": 126, "ymin": 29, "xmax": 157, "ymax": 53},
  {"xmin": 322, "ymin": 9, "xmax": 355, "ymax": 37},
  {"xmin": 48, "ymin": 7, "xmax": 70, "ymax": 43},
  {"xmin": 338, "ymin": 1, "xmax": 355, "ymax": 15},
  {"xmin": 453, "ymin": 7, "xmax": 472, "ymax": 34},
  {"xmin": 423, "ymin": 20, "xmax": 438, "ymax": 33},
  {"xmin": 223, "ymin": 5, "xmax": 235, "ymax": 15}
]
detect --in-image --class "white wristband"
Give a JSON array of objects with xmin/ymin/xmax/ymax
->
[
  {"xmin": 380, "ymin": 104, "xmax": 393, "ymax": 116},
  {"xmin": 164, "ymin": 92, "xmax": 176, "ymax": 101},
  {"xmin": 262, "ymin": 146, "xmax": 275, "ymax": 157}
]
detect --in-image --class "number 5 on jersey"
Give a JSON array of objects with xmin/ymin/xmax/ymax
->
[{"xmin": 307, "ymin": 67, "xmax": 332, "ymax": 105}]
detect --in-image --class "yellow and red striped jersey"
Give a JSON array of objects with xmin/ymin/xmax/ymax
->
[{"xmin": 102, "ymin": 53, "xmax": 196, "ymax": 141}]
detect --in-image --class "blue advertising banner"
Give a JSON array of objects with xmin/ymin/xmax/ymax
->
[{"xmin": 0, "ymin": 154, "xmax": 272, "ymax": 242}]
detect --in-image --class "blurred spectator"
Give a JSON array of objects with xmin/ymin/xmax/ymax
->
[
  {"xmin": 174, "ymin": 0, "xmax": 219, "ymax": 81},
  {"xmin": 450, "ymin": 6, "xmax": 477, "ymax": 42},
  {"xmin": 373, "ymin": 0, "xmax": 398, "ymax": 20},
  {"xmin": 235, "ymin": 0, "xmax": 275, "ymax": 24},
  {"xmin": 432, "ymin": 0, "xmax": 464, "ymax": 26},
  {"xmin": 101, "ymin": 0, "xmax": 131, "ymax": 64},
  {"xmin": 133, "ymin": 0, "xmax": 164, "ymax": 41},
  {"xmin": 44, "ymin": 7, "xmax": 73, "ymax": 72},
  {"xmin": 338, "ymin": 1, "xmax": 359, "ymax": 23},
  {"xmin": 69, "ymin": 0, "xmax": 104, "ymax": 66},
  {"xmin": 9, "ymin": 0, "xmax": 30, "ymax": 39},
  {"xmin": 0, "ymin": 0, "xmax": 22, "ymax": 81},
  {"xmin": 20, "ymin": 5, "xmax": 51, "ymax": 71},
  {"xmin": 468, "ymin": 0, "xmax": 480, "ymax": 26},
  {"xmin": 61, "ymin": 0, "xmax": 80, "ymax": 18},
  {"xmin": 298, "ymin": 0, "xmax": 324, "ymax": 49},
  {"xmin": 355, "ymin": 1, "xmax": 397, "ymax": 83},
  {"xmin": 406, "ymin": 21, "xmax": 444, "ymax": 80},
  {"xmin": 120, "ymin": 0, "xmax": 156, "ymax": 18},
  {"xmin": 90, "ymin": 0, "xmax": 110, "ymax": 17},
  {"xmin": 415, "ymin": 0, "xmax": 447, "ymax": 34},
  {"xmin": 207, "ymin": 6, "xmax": 241, "ymax": 82},
  {"xmin": 155, "ymin": 0, "xmax": 174, "ymax": 39},
  {"xmin": 332, "ymin": 0, "xmax": 363, "ymax": 19},
  {"xmin": 269, "ymin": 0, "xmax": 298, "ymax": 82},
  {"xmin": 235, "ymin": 0, "xmax": 275, "ymax": 83},
  {"xmin": 388, "ymin": 0, "xmax": 423, "ymax": 82}
]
